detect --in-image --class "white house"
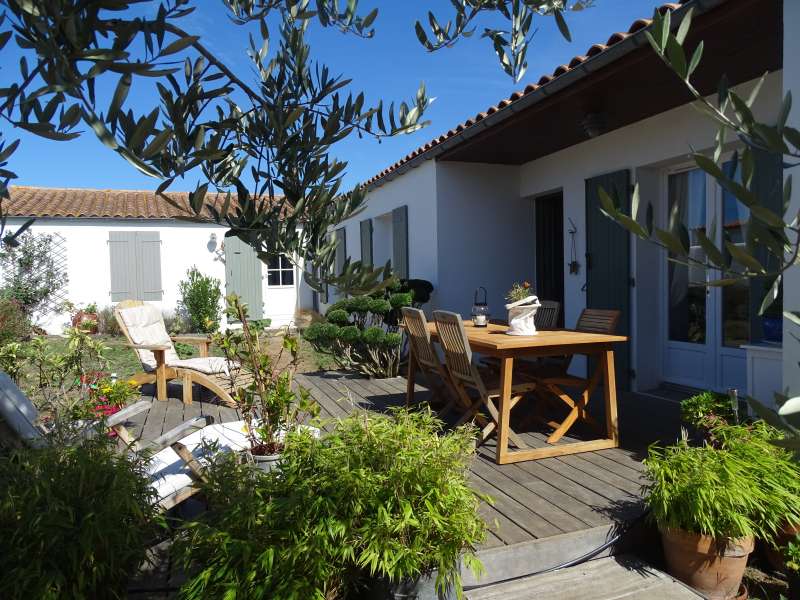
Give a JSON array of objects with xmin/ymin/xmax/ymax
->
[
  {"xmin": 331, "ymin": 0, "xmax": 795, "ymax": 401},
  {"xmin": 4, "ymin": 187, "xmax": 313, "ymax": 332}
]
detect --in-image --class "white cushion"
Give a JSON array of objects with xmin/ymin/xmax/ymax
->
[
  {"xmin": 117, "ymin": 304, "xmax": 180, "ymax": 370},
  {"xmin": 167, "ymin": 356, "xmax": 233, "ymax": 375},
  {"xmin": 147, "ymin": 420, "xmax": 250, "ymax": 503}
]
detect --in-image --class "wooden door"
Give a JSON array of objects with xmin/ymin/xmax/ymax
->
[
  {"xmin": 585, "ymin": 170, "xmax": 631, "ymax": 389},
  {"xmin": 535, "ymin": 192, "xmax": 565, "ymax": 327},
  {"xmin": 224, "ymin": 235, "xmax": 264, "ymax": 320}
]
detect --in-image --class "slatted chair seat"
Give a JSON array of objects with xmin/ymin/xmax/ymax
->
[
  {"xmin": 115, "ymin": 300, "xmax": 248, "ymax": 407},
  {"xmin": 433, "ymin": 310, "xmax": 536, "ymax": 449}
]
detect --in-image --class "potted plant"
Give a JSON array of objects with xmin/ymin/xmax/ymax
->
[
  {"xmin": 504, "ymin": 281, "xmax": 539, "ymax": 336},
  {"xmin": 176, "ymin": 408, "xmax": 487, "ymax": 599},
  {"xmin": 645, "ymin": 424, "xmax": 800, "ymax": 600},
  {"xmin": 215, "ymin": 294, "xmax": 319, "ymax": 471},
  {"xmin": 680, "ymin": 390, "xmax": 738, "ymax": 442},
  {"xmin": 71, "ymin": 302, "xmax": 99, "ymax": 334}
]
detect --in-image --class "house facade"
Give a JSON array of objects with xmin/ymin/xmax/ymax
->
[
  {"xmin": 4, "ymin": 187, "xmax": 313, "ymax": 333},
  {"xmin": 332, "ymin": 0, "xmax": 795, "ymax": 401}
]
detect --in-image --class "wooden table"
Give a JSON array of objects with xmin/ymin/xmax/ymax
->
[{"xmin": 407, "ymin": 322, "xmax": 628, "ymax": 464}]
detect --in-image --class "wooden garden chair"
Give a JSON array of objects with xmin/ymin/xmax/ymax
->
[
  {"xmin": 523, "ymin": 308, "xmax": 621, "ymax": 444},
  {"xmin": 0, "ymin": 372, "xmax": 250, "ymax": 511},
  {"xmin": 115, "ymin": 300, "xmax": 250, "ymax": 407},
  {"xmin": 401, "ymin": 307, "xmax": 457, "ymax": 415},
  {"xmin": 433, "ymin": 311, "xmax": 536, "ymax": 448}
]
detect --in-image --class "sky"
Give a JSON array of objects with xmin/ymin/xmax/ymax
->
[{"xmin": 0, "ymin": 0, "xmax": 665, "ymax": 192}]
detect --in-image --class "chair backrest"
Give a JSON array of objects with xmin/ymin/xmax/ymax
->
[
  {"xmin": 115, "ymin": 301, "xmax": 179, "ymax": 371},
  {"xmin": 576, "ymin": 308, "xmax": 620, "ymax": 334},
  {"xmin": 401, "ymin": 307, "xmax": 440, "ymax": 371},
  {"xmin": 535, "ymin": 300, "xmax": 561, "ymax": 330},
  {"xmin": 433, "ymin": 311, "xmax": 480, "ymax": 387},
  {"xmin": 0, "ymin": 372, "xmax": 47, "ymax": 448}
]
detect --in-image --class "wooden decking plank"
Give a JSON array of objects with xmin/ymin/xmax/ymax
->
[
  {"xmin": 140, "ymin": 400, "xmax": 167, "ymax": 441},
  {"xmin": 556, "ymin": 454, "xmax": 643, "ymax": 496},
  {"xmin": 296, "ymin": 374, "xmax": 351, "ymax": 419},
  {"xmin": 162, "ymin": 397, "xmax": 187, "ymax": 434},
  {"xmin": 535, "ymin": 456, "xmax": 641, "ymax": 505},
  {"xmin": 575, "ymin": 451, "xmax": 647, "ymax": 485},
  {"xmin": 478, "ymin": 502, "xmax": 534, "ymax": 547},
  {"xmin": 596, "ymin": 448, "xmax": 647, "ymax": 473},
  {"xmin": 471, "ymin": 458, "xmax": 590, "ymax": 533}
]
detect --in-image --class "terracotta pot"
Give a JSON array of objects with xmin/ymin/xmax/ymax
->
[
  {"xmin": 764, "ymin": 521, "xmax": 800, "ymax": 573},
  {"xmin": 72, "ymin": 311, "xmax": 98, "ymax": 333},
  {"xmin": 660, "ymin": 526, "xmax": 754, "ymax": 600}
]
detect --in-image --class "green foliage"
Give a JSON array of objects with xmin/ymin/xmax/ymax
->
[
  {"xmin": 368, "ymin": 298, "xmax": 391, "ymax": 315},
  {"xmin": 0, "ymin": 297, "xmax": 30, "ymax": 344},
  {"xmin": 506, "ymin": 281, "xmax": 533, "ymax": 304},
  {"xmin": 0, "ymin": 435, "xmax": 162, "ymax": 599},
  {"xmin": 174, "ymin": 341, "xmax": 196, "ymax": 359},
  {"xmin": 681, "ymin": 391, "xmax": 736, "ymax": 430},
  {"xmin": 95, "ymin": 306, "xmax": 122, "ymax": 336},
  {"xmin": 785, "ymin": 535, "xmax": 800, "ymax": 573},
  {"xmin": 178, "ymin": 267, "xmax": 222, "ymax": 334},
  {"xmin": 214, "ymin": 295, "xmax": 318, "ymax": 451},
  {"xmin": 644, "ymin": 423, "xmax": 800, "ymax": 541},
  {"xmin": 389, "ymin": 292, "xmax": 413, "ymax": 309},
  {"xmin": 326, "ymin": 308, "xmax": 350, "ymax": 325},
  {"xmin": 0, "ymin": 232, "xmax": 68, "ymax": 319},
  {"xmin": 176, "ymin": 409, "xmax": 486, "ymax": 599},
  {"xmin": 361, "ymin": 326, "xmax": 385, "ymax": 345}
]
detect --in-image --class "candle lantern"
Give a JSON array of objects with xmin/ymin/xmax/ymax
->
[{"xmin": 471, "ymin": 287, "xmax": 490, "ymax": 327}]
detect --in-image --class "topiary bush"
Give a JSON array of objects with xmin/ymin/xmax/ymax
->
[{"xmin": 177, "ymin": 266, "xmax": 223, "ymax": 333}]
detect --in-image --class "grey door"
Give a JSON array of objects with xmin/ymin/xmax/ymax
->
[
  {"xmin": 535, "ymin": 192, "xmax": 565, "ymax": 327},
  {"xmin": 585, "ymin": 170, "xmax": 631, "ymax": 389},
  {"xmin": 224, "ymin": 235, "xmax": 263, "ymax": 320}
]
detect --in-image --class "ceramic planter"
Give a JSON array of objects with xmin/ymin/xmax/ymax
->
[
  {"xmin": 505, "ymin": 296, "xmax": 540, "ymax": 336},
  {"xmin": 249, "ymin": 451, "xmax": 282, "ymax": 472},
  {"xmin": 360, "ymin": 572, "xmax": 456, "ymax": 600},
  {"xmin": 660, "ymin": 526, "xmax": 754, "ymax": 600}
]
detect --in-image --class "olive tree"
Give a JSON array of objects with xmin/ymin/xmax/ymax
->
[{"xmin": 0, "ymin": 0, "xmax": 587, "ymax": 290}]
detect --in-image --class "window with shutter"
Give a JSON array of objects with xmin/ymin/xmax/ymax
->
[
  {"xmin": 108, "ymin": 231, "xmax": 163, "ymax": 301},
  {"xmin": 392, "ymin": 205, "xmax": 408, "ymax": 279}
]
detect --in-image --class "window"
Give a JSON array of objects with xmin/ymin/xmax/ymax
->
[
  {"xmin": 266, "ymin": 255, "xmax": 295, "ymax": 286},
  {"xmin": 109, "ymin": 231, "xmax": 163, "ymax": 301}
]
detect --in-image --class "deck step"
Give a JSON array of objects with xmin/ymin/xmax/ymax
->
[{"xmin": 466, "ymin": 555, "xmax": 702, "ymax": 600}]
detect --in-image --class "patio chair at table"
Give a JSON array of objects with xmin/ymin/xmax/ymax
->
[
  {"xmin": 0, "ymin": 372, "xmax": 250, "ymax": 511},
  {"xmin": 115, "ymin": 300, "xmax": 251, "ymax": 407},
  {"xmin": 401, "ymin": 307, "xmax": 458, "ymax": 416},
  {"xmin": 433, "ymin": 310, "xmax": 536, "ymax": 448},
  {"xmin": 522, "ymin": 308, "xmax": 621, "ymax": 444}
]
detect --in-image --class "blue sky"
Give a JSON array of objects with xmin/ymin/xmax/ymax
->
[{"xmin": 1, "ymin": 0, "xmax": 664, "ymax": 192}]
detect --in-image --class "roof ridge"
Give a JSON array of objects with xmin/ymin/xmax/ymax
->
[{"xmin": 364, "ymin": 0, "xmax": 694, "ymax": 188}]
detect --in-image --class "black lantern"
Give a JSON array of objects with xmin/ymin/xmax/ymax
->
[{"xmin": 471, "ymin": 287, "xmax": 490, "ymax": 327}]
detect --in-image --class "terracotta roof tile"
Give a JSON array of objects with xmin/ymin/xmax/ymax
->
[
  {"xmin": 364, "ymin": 0, "xmax": 695, "ymax": 187},
  {"xmin": 6, "ymin": 186, "xmax": 234, "ymax": 220}
]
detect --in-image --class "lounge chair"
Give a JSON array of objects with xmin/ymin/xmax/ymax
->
[
  {"xmin": 114, "ymin": 300, "xmax": 250, "ymax": 407},
  {"xmin": 0, "ymin": 371, "xmax": 249, "ymax": 511}
]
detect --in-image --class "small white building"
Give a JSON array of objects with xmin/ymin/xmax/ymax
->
[
  {"xmin": 331, "ymin": 0, "xmax": 795, "ymax": 401},
  {"xmin": 5, "ymin": 187, "xmax": 313, "ymax": 332}
]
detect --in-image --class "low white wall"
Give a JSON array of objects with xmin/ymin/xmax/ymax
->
[{"xmin": 436, "ymin": 162, "xmax": 532, "ymax": 317}]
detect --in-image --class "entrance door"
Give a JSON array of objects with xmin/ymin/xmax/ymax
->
[
  {"xmin": 224, "ymin": 235, "xmax": 264, "ymax": 320},
  {"xmin": 585, "ymin": 170, "xmax": 631, "ymax": 390},
  {"xmin": 535, "ymin": 192, "xmax": 565, "ymax": 327}
]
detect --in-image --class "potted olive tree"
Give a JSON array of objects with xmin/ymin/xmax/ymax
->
[
  {"xmin": 214, "ymin": 294, "xmax": 319, "ymax": 471},
  {"xmin": 645, "ymin": 424, "xmax": 800, "ymax": 600},
  {"xmin": 176, "ymin": 408, "xmax": 487, "ymax": 599}
]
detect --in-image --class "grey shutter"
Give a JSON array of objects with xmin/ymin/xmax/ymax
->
[
  {"xmin": 136, "ymin": 232, "xmax": 163, "ymax": 301},
  {"xmin": 392, "ymin": 205, "xmax": 408, "ymax": 279},
  {"xmin": 585, "ymin": 170, "xmax": 631, "ymax": 389},
  {"xmin": 109, "ymin": 231, "xmax": 137, "ymax": 301},
  {"xmin": 224, "ymin": 235, "xmax": 264, "ymax": 320},
  {"xmin": 360, "ymin": 219, "xmax": 373, "ymax": 267},
  {"xmin": 749, "ymin": 149, "xmax": 783, "ymax": 341},
  {"xmin": 335, "ymin": 227, "xmax": 347, "ymax": 275}
]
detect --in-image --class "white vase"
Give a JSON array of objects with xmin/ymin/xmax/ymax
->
[{"xmin": 505, "ymin": 296, "xmax": 541, "ymax": 336}]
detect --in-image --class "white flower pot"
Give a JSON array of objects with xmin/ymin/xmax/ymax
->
[
  {"xmin": 505, "ymin": 296, "xmax": 540, "ymax": 336},
  {"xmin": 250, "ymin": 451, "xmax": 282, "ymax": 472}
]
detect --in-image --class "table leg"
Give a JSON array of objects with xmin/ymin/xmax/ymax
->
[
  {"xmin": 496, "ymin": 356, "xmax": 514, "ymax": 464},
  {"xmin": 601, "ymin": 349, "xmax": 619, "ymax": 446},
  {"xmin": 406, "ymin": 346, "xmax": 417, "ymax": 408}
]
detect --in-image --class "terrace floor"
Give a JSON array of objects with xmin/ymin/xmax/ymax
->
[{"xmin": 126, "ymin": 370, "xmax": 667, "ymax": 594}]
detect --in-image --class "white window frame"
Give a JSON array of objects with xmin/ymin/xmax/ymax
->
[{"xmin": 266, "ymin": 255, "xmax": 295, "ymax": 288}]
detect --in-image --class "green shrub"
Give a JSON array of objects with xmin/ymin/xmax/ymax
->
[
  {"xmin": 326, "ymin": 308, "xmax": 350, "ymax": 325},
  {"xmin": 95, "ymin": 306, "xmax": 122, "ymax": 336},
  {"xmin": 177, "ymin": 267, "xmax": 222, "ymax": 333},
  {"xmin": 389, "ymin": 292, "xmax": 412, "ymax": 309},
  {"xmin": 339, "ymin": 325, "xmax": 361, "ymax": 344},
  {"xmin": 0, "ymin": 297, "xmax": 29, "ymax": 344},
  {"xmin": 681, "ymin": 390, "xmax": 736, "ymax": 430},
  {"xmin": 361, "ymin": 326, "xmax": 385, "ymax": 345},
  {"xmin": 176, "ymin": 409, "xmax": 485, "ymax": 599},
  {"xmin": 0, "ymin": 436, "xmax": 162, "ymax": 599},
  {"xmin": 368, "ymin": 298, "xmax": 391, "ymax": 315},
  {"xmin": 347, "ymin": 295, "xmax": 372, "ymax": 313}
]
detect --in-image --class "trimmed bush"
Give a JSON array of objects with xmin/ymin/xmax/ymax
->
[{"xmin": 177, "ymin": 267, "xmax": 222, "ymax": 333}]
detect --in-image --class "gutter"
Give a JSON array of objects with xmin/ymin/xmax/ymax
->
[{"xmin": 366, "ymin": 0, "xmax": 726, "ymax": 191}]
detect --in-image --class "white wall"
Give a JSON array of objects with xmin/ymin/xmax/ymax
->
[
  {"xmin": 436, "ymin": 162, "xmax": 533, "ymax": 317},
  {"xmin": 517, "ymin": 72, "xmax": 782, "ymax": 384},
  {"xmin": 784, "ymin": 0, "xmax": 800, "ymax": 398}
]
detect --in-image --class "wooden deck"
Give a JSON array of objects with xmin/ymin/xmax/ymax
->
[{"xmin": 295, "ymin": 371, "xmax": 649, "ymax": 587}]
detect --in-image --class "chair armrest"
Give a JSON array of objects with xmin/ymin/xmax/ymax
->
[
  {"xmin": 128, "ymin": 343, "xmax": 171, "ymax": 351},
  {"xmin": 105, "ymin": 400, "xmax": 151, "ymax": 427},
  {"xmin": 143, "ymin": 416, "xmax": 213, "ymax": 453},
  {"xmin": 171, "ymin": 335, "xmax": 211, "ymax": 344}
]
